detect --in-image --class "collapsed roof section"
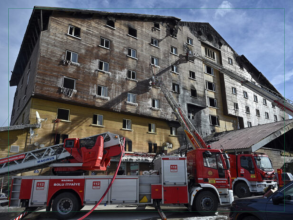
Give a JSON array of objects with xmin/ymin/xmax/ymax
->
[
  {"xmin": 10, "ymin": 6, "xmax": 281, "ymax": 97},
  {"xmin": 205, "ymin": 120, "xmax": 293, "ymax": 152}
]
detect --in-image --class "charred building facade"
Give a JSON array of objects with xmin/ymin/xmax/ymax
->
[{"xmin": 8, "ymin": 7, "xmax": 288, "ymax": 174}]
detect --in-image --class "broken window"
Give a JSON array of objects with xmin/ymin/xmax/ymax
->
[
  {"xmin": 256, "ymin": 109, "xmax": 260, "ymax": 117},
  {"xmin": 93, "ymin": 114, "xmax": 103, "ymax": 126},
  {"xmin": 247, "ymin": 121, "xmax": 252, "ymax": 127},
  {"xmin": 274, "ymin": 115, "xmax": 277, "ymax": 122},
  {"xmin": 206, "ymin": 81, "xmax": 215, "ymax": 91},
  {"xmin": 187, "ymin": 37, "xmax": 193, "ymax": 45},
  {"xmin": 209, "ymin": 97, "xmax": 217, "ymax": 107},
  {"xmin": 205, "ymin": 65, "xmax": 214, "ymax": 75},
  {"xmin": 57, "ymin": 108, "xmax": 70, "ymax": 121},
  {"xmin": 100, "ymin": 37, "xmax": 110, "ymax": 49},
  {"xmin": 97, "ymin": 85, "xmax": 108, "ymax": 97},
  {"xmin": 127, "ymin": 70, "xmax": 136, "ymax": 80},
  {"xmin": 63, "ymin": 77, "xmax": 75, "ymax": 89},
  {"xmin": 171, "ymin": 65, "xmax": 178, "ymax": 73},
  {"xmin": 209, "ymin": 115, "xmax": 219, "ymax": 126},
  {"xmin": 148, "ymin": 123, "xmax": 156, "ymax": 133},
  {"xmin": 128, "ymin": 27, "xmax": 137, "ymax": 38},
  {"xmin": 191, "ymin": 89, "xmax": 197, "ymax": 97},
  {"xmin": 263, "ymin": 98, "xmax": 267, "ymax": 105},
  {"xmin": 189, "ymin": 71, "xmax": 195, "ymax": 79},
  {"xmin": 98, "ymin": 61, "xmax": 109, "ymax": 72},
  {"xmin": 228, "ymin": 58, "xmax": 233, "ymax": 65},
  {"xmin": 243, "ymin": 91, "xmax": 248, "ymax": 99},
  {"xmin": 151, "ymin": 57, "xmax": 159, "ymax": 66},
  {"xmin": 245, "ymin": 106, "xmax": 250, "ymax": 114},
  {"xmin": 234, "ymin": 103, "xmax": 239, "ymax": 110},
  {"xmin": 171, "ymin": 46, "xmax": 178, "ymax": 55},
  {"xmin": 265, "ymin": 112, "xmax": 269, "ymax": 119},
  {"xmin": 170, "ymin": 127, "xmax": 177, "ymax": 135},
  {"xmin": 68, "ymin": 25, "xmax": 81, "ymax": 38},
  {"xmin": 128, "ymin": 48, "xmax": 137, "ymax": 58},
  {"xmin": 127, "ymin": 93, "xmax": 136, "ymax": 103},
  {"xmin": 232, "ymin": 87, "xmax": 237, "ymax": 94},
  {"xmin": 123, "ymin": 119, "xmax": 132, "ymax": 130},
  {"xmin": 154, "ymin": 23, "xmax": 160, "ymax": 29},
  {"xmin": 205, "ymin": 48, "xmax": 215, "ymax": 60},
  {"xmin": 151, "ymin": 38, "xmax": 159, "ymax": 47},
  {"xmin": 172, "ymin": 83, "xmax": 180, "ymax": 94},
  {"xmin": 254, "ymin": 95, "xmax": 258, "ymax": 102},
  {"xmin": 152, "ymin": 99, "xmax": 160, "ymax": 108},
  {"xmin": 106, "ymin": 20, "xmax": 115, "ymax": 28},
  {"xmin": 66, "ymin": 51, "xmax": 78, "ymax": 63}
]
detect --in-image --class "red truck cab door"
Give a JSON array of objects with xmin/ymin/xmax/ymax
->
[{"xmin": 237, "ymin": 155, "xmax": 257, "ymax": 181}]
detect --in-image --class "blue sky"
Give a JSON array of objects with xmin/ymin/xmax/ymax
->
[{"xmin": 1, "ymin": 0, "xmax": 293, "ymax": 126}]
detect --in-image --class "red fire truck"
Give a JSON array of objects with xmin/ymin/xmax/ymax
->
[{"xmin": 229, "ymin": 153, "xmax": 277, "ymax": 198}]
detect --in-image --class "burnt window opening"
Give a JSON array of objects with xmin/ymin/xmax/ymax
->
[
  {"xmin": 209, "ymin": 97, "xmax": 217, "ymax": 107},
  {"xmin": 68, "ymin": 25, "xmax": 81, "ymax": 38},
  {"xmin": 151, "ymin": 38, "xmax": 159, "ymax": 47},
  {"xmin": 128, "ymin": 48, "xmax": 137, "ymax": 58},
  {"xmin": 57, "ymin": 108, "xmax": 70, "ymax": 121},
  {"xmin": 151, "ymin": 57, "xmax": 159, "ymax": 66},
  {"xmin": 172, "ymin": 83, "xmax": 180, "ymax": 94},
  {"xmin": 100, "ymin": 37, "xmax": 110, "ymax": 49},
  {"xmin": 148, "ymin": 142, "xmax": 153, "ymax": 153},
  {"xmin": 97, "ymin": 85, "xmax": 108, "ymax": 97},
  {"xmin": 245, "ymin": 106, "xmax": 250, "ymax": 114},
  {"xmin": 152, "ymin": 99, "xmax": 160, "ymax": 108},
  {"xmin": 106, "ymin": 20, "xmax": 115, "ymax": 28},
  {"xmin": 128, "ymin": 27, "xmax": 137, "ymax": 38},
  {"xmin": 127, "ymin": 70, "xmax": 136, "ymax": 80},
  {"xmin": 170, "ymin": 28, "xmax": 177, "ymax": 38},
  {"xmin": 232, "ymin": 87, "xmax": 237, "ymax": 94},
  {"xmin": 228, "ymin": 58, "xmax": 233, "ymax": 65},
  {"xmin": 209, "ymin": 115, "xmax": 219, "ymax": 126},
  {"xmin": 98, "ymin": 61, "xmax": 109, "ymax": 72},
  {"xmin": 125, "ymin": 140, "xmax": 132, "ymax": 152},
  {"xmin": 148, "ymin": 123, "xmax": 156, "ymax": 133},
  {"xmin": 66, "ymin": 51, "xmax": 78, "ymax": 63},
  {"xmin": 93, "ymin": 114, "xmax": 103, "ymax": 126},
  {"xmin": 256, "ymin": 109, "xmax": 260, "ymax": 117},
  {"xmin": 234, "ymin": 103, "xmax": 239, "ymax": 110},
  {"xmin": 187, "ymin": 104, "xmax": 200, "ymax": 120},
  {"xmin": 243, "ymin": 91, "xmax": 248, "ymax": 99},
  {"xmin": 189, "ymin": 71, "xmax": 195, "ymax": 79},
  {"xmin": 63, "ymin": 77, "xmax": 75, "ymax": 89},
  {"xmin": 191, "ymin": 89, "xmax": 197, "ymax": 97},
  {"xmin": 205, "ymin": 65, "xmax": 214, "ymax": 75},
  {"xmin": 154, "ymin": 23, "xmax": 160, "ymax": 29},
  {"xmin": 206, "ymin": 81, "xmax": 215, "ymax": 91}
]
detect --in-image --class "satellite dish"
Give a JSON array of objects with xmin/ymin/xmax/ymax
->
[{"xmin": 36, "ymin": 111, "xmax": 47, "ymax": 127}]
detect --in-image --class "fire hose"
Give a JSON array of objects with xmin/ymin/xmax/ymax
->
[{"xmin": 77, "ymin": 141, "xmax": 124, "ymax": 220}]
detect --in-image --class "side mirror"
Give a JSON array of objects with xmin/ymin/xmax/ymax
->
[{"xmin": 272, "ymin": 192, "xmax": 284, "ymax": 205}]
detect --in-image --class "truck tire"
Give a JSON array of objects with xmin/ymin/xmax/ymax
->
[
  {"xmin": 235, "ymin": 182, "xmax": 251, "ymax": 198},
  {"xmin": 52, "ymin": 192, "xmax": 80, "ymax": 220},
  {"xmin": 192, "ymin": 191, "xmax": 218, "ymax": 216}
]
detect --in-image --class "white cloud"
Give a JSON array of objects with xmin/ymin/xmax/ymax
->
[
  {"xmin": 271, "ymin": 70, "xmax": 293, "ymax": 85},
  {"xmin": 215, "ymin": 1, "xmax": 233, "ymax": 18}
]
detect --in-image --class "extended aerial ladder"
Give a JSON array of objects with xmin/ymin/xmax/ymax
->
[{"xmin": 199, "ymin": 56, "xmax": 293, "ymax": 116}]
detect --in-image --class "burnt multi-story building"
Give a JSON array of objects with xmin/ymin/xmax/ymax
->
[{"xmin": 8, "ymin": 6, "xmax": 288, "ymax": 174}]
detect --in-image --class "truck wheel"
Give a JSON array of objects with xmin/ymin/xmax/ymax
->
[
  {"xmin": 235, "ymin": 182, "xmax": 251, "ymax": 198},
  {"xmin": 52, "ymin": 192, "xmax": 80, "ymax": 220},
  {"xmin": 193, "ymin": 191, "xmax": 218, "ymax": 216}
]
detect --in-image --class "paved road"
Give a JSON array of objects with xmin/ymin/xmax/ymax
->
[{"xmin": 1, "ymin": 205, "xmax": 230, "ymax": 220}]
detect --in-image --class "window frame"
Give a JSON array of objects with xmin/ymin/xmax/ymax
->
[
  {"xmin": 123, "ymin": 119, "xmax": 132, "ymax": 130},
  {"xmin": 274, "ymin": 115, "xmax": 277, "ymax": 122},
  {"xmin": 67, "ymin": 25, "xmax": 81, "ymax": 38},
  {"xmin": 170, "ymin": 127, "xmax": 177, "ymax": 136},
  {"xmin": 209, "ymin": 115, "xmax": 220, "ymax": 126},
  {"xmin": 265, "ymin": 112, "xmax": 269, "ymax": 119},
  {"xmin": 245, "ymin": 106, "xmax": 250, "ymax": 114},
  {"xmin": 191, "ymin": 89, "xmax": 197, "ymax": 98},
  {"xmin": 232, "ymin": 87, "xmax": 237, "ymax": 95},
  {"xmin": 189, "ymin": 71, "xmax": 196, "ymax": 80},
  {"xmin": 187, "ymin": 37, "xmax": 193, "ymax": 45},
  {"xmin": 98, "ymin": 60, "xmax": 109, "ymax": 72},
  {"xmin": 154, "ymin": 23, "xmax": 160, "ymax": 30},
  {"xmin": 92, "ymin": 114, "xmax": 104, "ymax": 126},
  {"xmin": 127, "ymin": 70, "xmax": 136, "ymax": 80},
  {"xmin": 205, "ymin": 65, "xmax": 214, "ymax": 75},
  {"xmin": 208, "ymin": 97, "xmax": 217, "ymax": 108},
  {"xmin": 128, "ymin": 27, "xmax": 137, "ymax": 38},
  {"xmin": 127, "ymin": 48, "xmax": 137, "ymax": 59},
  {"xmin": 243, "ymin": 91, "xmax": 248, "ymax": 99},
  {"xmin": 234, "ymin": 103, "xmax": 239, "ymax": 110},
  {"xmin": 247, "ymin": 121, "xmax": 252, "ymax": 127},
  {"xmin": 127, "ymin": 93, "xmax": 137, "ymax": 103},
  {"xmin": 63, "ymin": 77, "xmax": 76, "ymax": 90},
  {"xmin": 263, "ymin": 98, "xmax": 267, "ymax": 106},
  {"xmin": 100, "ymin": 37, "xmax": 110, "ymax": 49},
  {"xmin": 97, "ymin": 85, "xmax": 108, "ymax": 97},
  {"xmin": 254, "ymin": 95, "xmax": 258, "ymax": 102},
  {"xmin": 152, "ymin": 99, "xmax": 160, "ymax": 108},
  {"xmin": 172, "ymin": 83, "xmax": 180, "ymax": 94},
  {"xmin": 171, "ymin": 65, "xmax": 178, "ymax": 73},
  {"xmin": 66, "ymin": 50, "xmax": 79, "ymax": 63},
  {"xmin": 148, "ymin": 123, "xmax": 156, "ymax": 133},
  {"xmin": 256, "ymin": 109, "xmax": 260, "ymax": 117},
  {"xmin": 151, "ymin": 56, "xmax": 159, "ymax": 66},
  {"xmin": 205, "ymin": 47, "xmax": 215, "ymax": 60},
  {"xmin": 151, "ymin": 38, "xmax": 159, "ymax": 47},
  {"xmin": 206, "ymin": 81, "xmax": 215, "ymax": 92},
  {"xmin": 171, "ymin": 46, "xmax": 178, "ymax": 55},
  {"xmin": 228, "ymin": 57, "xmax": 233, "ymax": 65},
  {"xmin": 106, "ymin": 20, "xmax": 115, "ymax": 28}
]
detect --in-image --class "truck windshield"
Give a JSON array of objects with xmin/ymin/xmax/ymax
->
[{"xmin": 254, "ymin": 156, "xmax": 273, "ymax": 169}]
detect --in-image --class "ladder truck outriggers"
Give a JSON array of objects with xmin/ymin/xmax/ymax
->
[{"xmin": 5, "ymin": 61, "xmax": 233, "ymax": 220}]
